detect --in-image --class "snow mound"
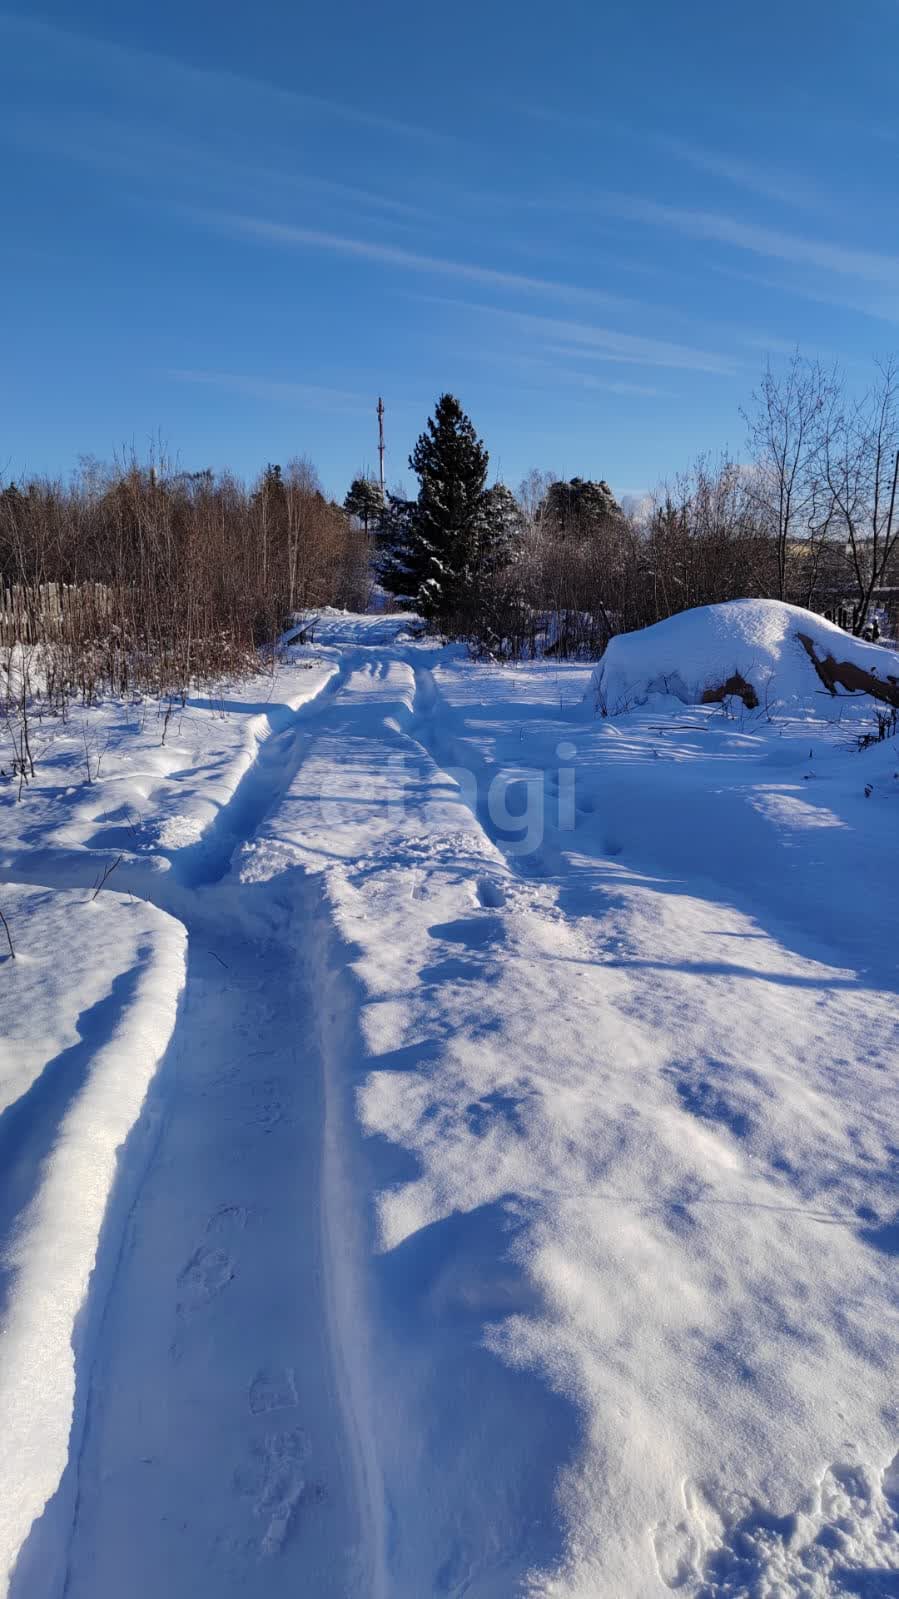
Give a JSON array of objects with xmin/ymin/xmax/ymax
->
[{"xmin": 594, "ymin": 598, "xmax": 899, "ymax": 715}]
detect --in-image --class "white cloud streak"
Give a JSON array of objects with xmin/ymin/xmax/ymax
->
[
  {"xmin": 651, "ymin": 135, "xmax": 822, "ymax": 211},
  {"xmin": 419, "ymin": 298, "xmax": 738, "ymax": 375},
  {"xmin": 169, "ymin": 370, "xmax": 370, "ymax": 411},
  {"xmin": 596, "ymin": 193, "xmax": 899, "ymax": 285},
  {"xmin": 705, "ymin": 258, "xmax": 899, "ymax": 328},
  {"xmin": 464, "ymin": 348, "xmax": 674, "ymax": 397},
  {"xmin": 2, "ymin": 109, "xmax": 436, "ymax": 224},
  {"xmin": 0, "ymin": 12, "xmax": 449, "ymax": 144},
  {"xmin": 509, "ymin": 107, "xmax": 824, "ymax": 212},
  {"xmin": 188, "ymin": 210, "xmax": 642, "ymax": 310}
]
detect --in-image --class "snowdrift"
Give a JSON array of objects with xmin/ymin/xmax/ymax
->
[
  {"xmin": 594, "ymin": 598, "xmax": 899, "ymax": 715},
  {"xmin": 0, "ymin": 887, "xmax": 185, "ymax": 1589}
]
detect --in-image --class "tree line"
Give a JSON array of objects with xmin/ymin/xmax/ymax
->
[
  {"xmin": 355, "ymin": 356, "xmax": 899, "ymax": 657},
  {"xmin": 3, "ymin": 351, "xmax": 898, "ymax": 714},
  {"xmin": 0, "ymin": 453, "xmax": 369, "ymax": 704}
]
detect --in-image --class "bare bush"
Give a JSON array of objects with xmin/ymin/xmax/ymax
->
[
  {"xmin": 472, "ymin": 457, "xmax": 773, "ymax": 659},
  {"xmin": 0, "ymin": 451, "xmax": 369, "ymax": 720}
]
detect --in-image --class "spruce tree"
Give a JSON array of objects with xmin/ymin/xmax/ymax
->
[
  {"xmin": 344, "ymin": 476, "xmax": 384, "ymax": 534},
  {"xmin": 407, "ymin": 394, "xmax": 489, "ymax": 624},
  {"xmin": 477, "ymin": 483, "xmax": 524, "ymax": 574},
  {"xmin": 375, "ymin": 494, "xmax": 422, "ymax": 600},
  {"xmin": 254, "ymin": 463, "xmax": 288, "ymax": 526}
]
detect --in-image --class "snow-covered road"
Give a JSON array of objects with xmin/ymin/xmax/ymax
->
[{"xmin": 2, "ymin": 610, "xmax": 897, "ymax": 1596}]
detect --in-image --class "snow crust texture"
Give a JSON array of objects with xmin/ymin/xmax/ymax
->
[{"xmin": 1, "ymin": 603, "xmax": 897, "ymax": 1597}]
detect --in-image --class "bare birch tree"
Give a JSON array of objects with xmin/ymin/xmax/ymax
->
[
  {"xmin": 743, "ymin": 353, "xmax": 836, "ymax": 602},
  {"xmin": 822, "ymin": 357, "xmax": 899, "ymax": 633}
]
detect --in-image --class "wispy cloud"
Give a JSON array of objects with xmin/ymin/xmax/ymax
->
[
  {"xmin": 704, "ymin": 257, "xmax": 899, "ymax": 328},
  {"xmin": 538, "ymin": 348, "xmax": 677, "ymax": 390},
  {"xmin": 187, "ymin": 210, "xmax": 642, "ymax": 310},
  {"xmin": 515, "ymin": 103, "xmax": 606, "ymax": 135},
  {"xmin": 559, "ymin": 370, "xmax": 671, "ymax": 397},
  {"xmin": 419, "ymin": 297, "xmax": 739, "ymax": 375},
  {"xmin": 595, "ymin": 193, "xmax": 899, "ymax": 285},
  {"xmin": 3, "ymin": 109, "xmax": 436, "ymax": 224},
  {"xmin": 169, "ymin": 370, "xmax": 370, "ymax": 411},
  {"xmin": 650, "ymin": 135, "xmax": 822, "ymax": 211},
  {"xmin": 731, "ymin": 332, "xmax": 808, "ymax": 357},
  {"xmin": 509, "ymin": 105, "xmax": 822, "ymax": 212},
  {"xmin": 465, "ymin": 348, "xmax": 674, "ymax": 398},
  {"xmin": 0, "ymin": 12, "xmax": 449, "ymax": 144}
]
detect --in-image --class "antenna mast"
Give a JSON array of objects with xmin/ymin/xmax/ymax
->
[{"xmin": 377, "ymin": 396, "xmax": 386, "ymax": 498}]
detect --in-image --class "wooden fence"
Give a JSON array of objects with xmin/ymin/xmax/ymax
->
[{"xmin": 0, "ymin": 583, "xmax": 111, "ymax": 646}]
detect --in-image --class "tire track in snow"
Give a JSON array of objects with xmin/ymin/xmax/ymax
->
[
  {"xmin": 406, "ymin": 660, "xmax": 558, "ymax": 899},
  {"xmin": 305, "ymin": 873, "xmax": 390, "ymax": 1599},
  {"xmin": 6, "ymin": 656, "xmax": 384, "ymax": 1597},
  {"xmin": 171, "ymin": 655, "xmax": 345, "ymax": 886},
  {"xmin": 22, "ymin": 912, "xmax": 365, "ymax": 1598},
  {"xmin": 248, "ymin": 649, "xmax": 580, "ymax": 1595}
]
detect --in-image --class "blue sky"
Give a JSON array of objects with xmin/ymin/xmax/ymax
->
[{"xmin": 2, "ymin": 0, "xmax": 898, "ymax": 502}]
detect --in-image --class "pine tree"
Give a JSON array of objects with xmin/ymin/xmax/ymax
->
[
  {"xmin": 407, "ymin": 394, "xmax": 489, "ymax": 623},
  {"xmin": 540, "ymin": 477, "xmax": 622, "ymax": 538},
  {"xmin": 344, "ymin": 476, "xmax": 384, "ymax": 534},
  {"xmin": 477, "ymin": 483, "xmax": 524, "ymax": 574}
]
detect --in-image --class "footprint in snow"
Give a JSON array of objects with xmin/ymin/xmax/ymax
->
[
  {"xmin": 174, "ymin": 1207, "xmax": 248, "ymax": 1325},
  {"xmin": 206, "ymin": 1203, "xmax": 251, "ymax": 1236},
  {"xmin": 475, "ymin": 877, "xmax": 507, "ymax": 909},
  {"xmin": 249, "ymin": 1365, "xmax": 299, "ymax": 1416},
  {"xmin": 234, "ymin": 1428, "xmax": 320, "ymax": 1557},
  {"xmin": 249, "ymin": 1077, "xmax": 288, "ymax": 1132},
  {"xmin": 176, "ymin": 1245, "xmax": 235, "ymax": 1313},
  {"xmin": 428, "ymin": 914, "xmax": 504, "ymax": 947}
]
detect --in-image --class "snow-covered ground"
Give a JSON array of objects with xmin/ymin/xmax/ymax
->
[{"xmin": 1, "ymin": 603, "xmax": 897, "ymax": 1596}]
